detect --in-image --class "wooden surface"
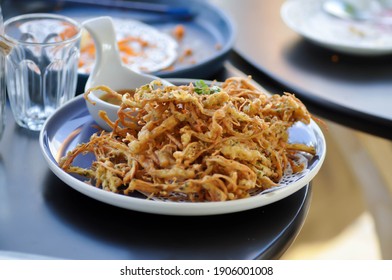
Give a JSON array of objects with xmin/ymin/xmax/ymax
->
[{"xmin": 283, "ymin": 119, "xmax": 392, "ymax": 259}]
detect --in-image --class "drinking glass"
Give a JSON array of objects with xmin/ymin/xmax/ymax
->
[
  {"xmin": 3, "ymin": 13, "xmax": 81, "ymax": 131},
  {"xmin": 0, "ymin": 6, "xmax": 5, "ymax": 139},
  {"xmin": 0, "ymin": 50, "xmax": 5, "ymax": 140}
]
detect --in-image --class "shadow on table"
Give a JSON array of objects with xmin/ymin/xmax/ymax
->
[{"xmin": 282, "ymin": 38, "xmax": 392, "ymax": 84}]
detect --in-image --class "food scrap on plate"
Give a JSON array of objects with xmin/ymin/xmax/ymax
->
[{"xmin": 78, "ymin": 18, "xmax": 178, "ymax": 74}]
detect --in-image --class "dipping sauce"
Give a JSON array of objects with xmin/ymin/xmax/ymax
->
[{"xmin": 100, "ymin": 89, "xmax": 135, "ymax": 106}]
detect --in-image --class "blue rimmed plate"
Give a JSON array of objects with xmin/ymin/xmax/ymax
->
[
  {"xmin": 39, "ymin": 78, "xmax": 326, "ymax": 216},
  {"xmin": 2, "ymin": 0, "xmax": 235, "ymax": 85}
]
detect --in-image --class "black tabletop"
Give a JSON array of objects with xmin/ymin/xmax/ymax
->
[
  {"xmin": 213, "ymin": 0, "xmax": 392, "ymax": 140},
  {"xmin": 0, "ymin": 64, "xmax": 311, "ymax": 260}
]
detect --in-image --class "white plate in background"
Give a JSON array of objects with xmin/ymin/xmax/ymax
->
[{"xmin": 281, "ymin": 0, "xmax": 392, "ymax": 55}]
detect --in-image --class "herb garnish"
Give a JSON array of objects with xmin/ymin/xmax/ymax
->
[{"xmin": 194, "ymin": 80, "xmax": 221, "ymax": 95}]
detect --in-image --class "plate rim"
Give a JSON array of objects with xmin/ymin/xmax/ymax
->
[{"xmin": 39, "ymin": 88, "xmax": 326, "ymax": 216}]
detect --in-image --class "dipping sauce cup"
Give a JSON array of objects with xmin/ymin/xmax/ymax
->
[{"xmin": 3, "ymin": 13, "xmax": 81, "ymax": 131}]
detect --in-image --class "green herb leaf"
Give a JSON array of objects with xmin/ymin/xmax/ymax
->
[{"xmin": 194, "ymin": 80, "xmax": 221, "ymax": 95}]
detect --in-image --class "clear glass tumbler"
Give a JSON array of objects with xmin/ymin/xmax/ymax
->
[
  {"xmin": 3, "ymin": 13, "xmax": 81, "ymax": 131},
  {"xmin": 0, "ymin": 50, "xmax": 5, "ymax": 140},
  {"xmin": 0, "ymin": 6, "xmax": 5, "ymax": 140}
]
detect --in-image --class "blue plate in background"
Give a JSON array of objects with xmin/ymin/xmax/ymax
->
[{"xmin": 2, "ymin": 0, "xmax": 235, "ymax": 92}]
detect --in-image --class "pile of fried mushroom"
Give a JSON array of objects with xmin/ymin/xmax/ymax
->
[{"xmin": 60, "ymin": 77, "xmax": 315, "ymax": 202}]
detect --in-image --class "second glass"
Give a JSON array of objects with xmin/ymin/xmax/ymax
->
[{"xmin": 3, "ymin": 13, "xmax": 81, "ymax": 131}]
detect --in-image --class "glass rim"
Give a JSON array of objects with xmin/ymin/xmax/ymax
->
[{"xmin": 3, "ymin": 13, "xmax": 82, "ymax": 46}]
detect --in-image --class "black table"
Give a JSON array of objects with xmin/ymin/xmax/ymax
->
[
  {"xmin": 212, "ymin": 0, "xmax": 392, "ymax": 140},
  {"xmin": 0, "ymin": 64, "xmax": 311, "ymax": 260}
]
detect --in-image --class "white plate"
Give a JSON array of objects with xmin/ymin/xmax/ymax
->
[
  {"xmin": 39, "ymin": 82, "xmax": 326, "ymax": 216},
  {"xmin": 281, "ymin": 0, "xmax": 392, "ymax": 55}
]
